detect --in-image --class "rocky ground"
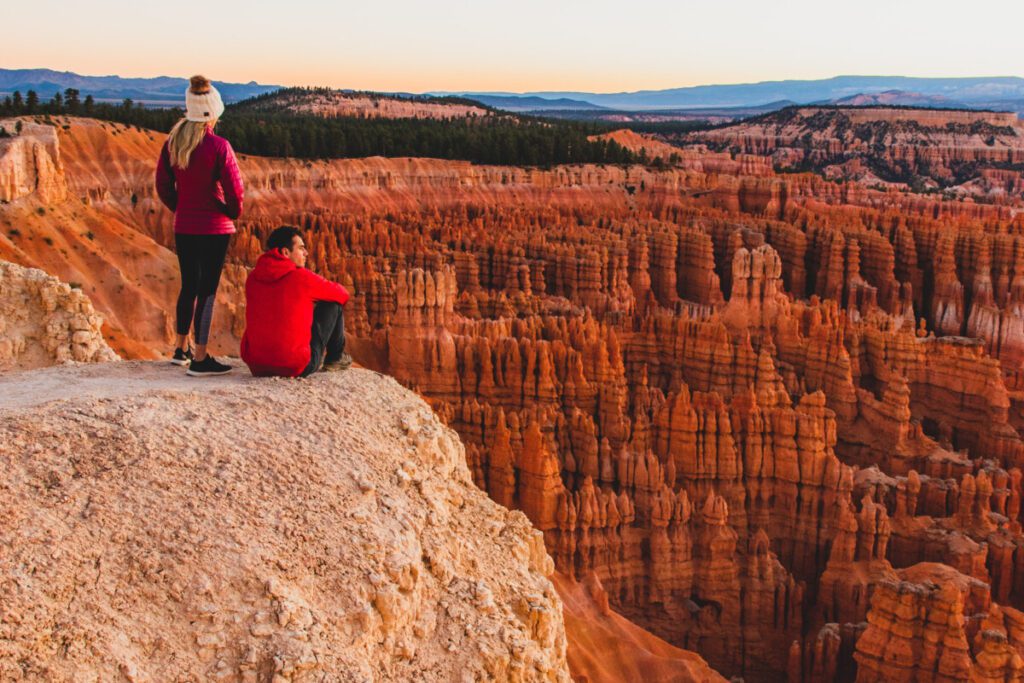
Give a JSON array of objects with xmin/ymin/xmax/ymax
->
[{"xmin": 0, "ymin": 362, "xmax": 570, "ymax": 682}]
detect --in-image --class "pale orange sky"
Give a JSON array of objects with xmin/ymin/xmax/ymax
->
[{"xmin": 4, "ymin": 0, "xmax": 1022, "ymax": 92}]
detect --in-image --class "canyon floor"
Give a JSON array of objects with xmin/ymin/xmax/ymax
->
[{"xmin": 4, "ymin": 106, "xmax": 1024, "ymax": 681}]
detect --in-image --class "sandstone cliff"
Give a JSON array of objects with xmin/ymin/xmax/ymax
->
[
  {"xmin": 0, "ymin": 120, "xmax": 67, "ymax": 204},
  {"xmin": 0, "ymin": 259, "xmax": 118, "ymax": 369},
  {"xmin": 0, "ymin": 362, "xmax": 571, "ymax": 682}
]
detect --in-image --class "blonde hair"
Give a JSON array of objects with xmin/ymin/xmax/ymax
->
[{"xmin": 167, "ymin": 76, "xmax": 216, "ymax": 169}]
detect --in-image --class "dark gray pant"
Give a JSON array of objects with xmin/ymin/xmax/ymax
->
[
  {"xmin": 301, "ymin": 302, "xmax": 346, "ymax": 376},
  {"xmin": 174, "ymin": 233, "xmax": 230, "ymax": 345}
]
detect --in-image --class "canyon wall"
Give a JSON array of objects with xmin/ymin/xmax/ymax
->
[
  {"xmin": 4, "ymin": 114, "xmax": 1024, "ymax": 680},
  {"xmin": 681, "ymin": 106, "xmax": 1024, "ymax": 195}
]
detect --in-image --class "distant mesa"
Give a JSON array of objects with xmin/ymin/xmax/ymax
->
[
  {"xmin": 827, "ymin": 89, "xmax": 958, "ymax": 108},
  {"xmin": 233, "ymin": 87, "xmax": 494, "ymax": 121}
]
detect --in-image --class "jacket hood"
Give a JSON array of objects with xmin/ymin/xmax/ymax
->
[{"xmin": 251, "ymin": 249, "xmax": 298, "ymax": 283}]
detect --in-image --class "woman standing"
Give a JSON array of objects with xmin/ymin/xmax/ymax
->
[{"xmin": 156, "ymin": 75, "xmax": 244, "ymax": 376}]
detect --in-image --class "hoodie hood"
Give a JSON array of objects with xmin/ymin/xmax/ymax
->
[{"xmin": 251, "ymin": 249, "xmax": 299, "ymax": 283}]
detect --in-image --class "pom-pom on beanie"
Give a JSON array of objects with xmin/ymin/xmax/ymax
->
[{"xmin": 185, "ymin": 75, "xmax": 225, "ymax": 123}]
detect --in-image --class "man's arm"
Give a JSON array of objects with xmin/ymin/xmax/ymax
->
[{"xmin": 303, "ymin": 269, "xmax": 350, "ymax": 306}]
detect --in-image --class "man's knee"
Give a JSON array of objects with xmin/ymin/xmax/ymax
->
[{"xmin": 314, "ymin": 301, "xmax": 342, "ymax": 321}]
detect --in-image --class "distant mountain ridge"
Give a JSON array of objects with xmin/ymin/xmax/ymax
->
[
  {"xmin": 445, "ymin": 75, "xmax": 1024, "ymax": 113},
  {"xmin": 0, "ymin": 68, "xmax": 280, "ymax": 104},
  {"xmin": 465, "ymin": 95, "xmax": 608, "ymax": 112},
  {"xmin": 6, "ymin": 70, "xmax": 1024, "ymax": 117}
]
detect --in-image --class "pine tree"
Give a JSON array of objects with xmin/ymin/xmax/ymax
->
[
  {"xmin": 25, "ymin": 90, "xmax": 39, "ymax": 113},
  {"xmin": 64, "ymin": 88, "xmax": 81, "ymax": 113}
]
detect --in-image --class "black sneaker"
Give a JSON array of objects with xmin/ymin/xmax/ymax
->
[
  {"xmin": 322, "ymin": 352, "xmax": 353, "ymax": 372},
  {"xmin": 171, "ymin": 347, "xmax": 194, "ymax": 366},
  {"xmin": 186, "ymin": 356, "xmax": 232, "ymax": 377}
]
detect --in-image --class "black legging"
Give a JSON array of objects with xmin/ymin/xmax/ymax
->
[{"xmin": 174, "ymin": 233, "xmax": 230, "ymax": 346}]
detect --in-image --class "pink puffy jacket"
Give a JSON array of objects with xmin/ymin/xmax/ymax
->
[{"xmin": 155, "ymin": 131, "xmax": 244, "ymax": 235}]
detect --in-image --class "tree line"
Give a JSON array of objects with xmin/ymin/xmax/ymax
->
[
  {"xmin": 0, "ymin": 88, "xmax": 182, "ymax": 130},
  {"xmin": 1, "ymin": 87, "xmax": 638, "ymax": 166},
  {"xmin": 216, "ymin": 113, "xmax": 637, "ymax": 165}
]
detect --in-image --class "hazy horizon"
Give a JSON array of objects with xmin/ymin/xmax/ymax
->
[
  {"xmin": 6, "ymin": 67, "xmax": 1024, "ymax": 98},
  {"xmin": 5, "ymin": 0, "xmax": 1022, "ymax": 93}
]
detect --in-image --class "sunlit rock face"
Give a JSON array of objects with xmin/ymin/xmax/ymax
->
[
  {"xmin": 0, "ymin": 259, "xmax": 118, "ymax": 369},
  {"xmin": 6, "ymin": 112, "xmax": 1024, "ymax": 681},
  {"xmin": 0, "ymin": 364, "xmax": 571, "ymax": 682}
]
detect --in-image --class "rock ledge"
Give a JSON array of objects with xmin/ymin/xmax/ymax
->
[{"xmin": 0, "ymin": 362, "xmax": 569, "ymax": 682}]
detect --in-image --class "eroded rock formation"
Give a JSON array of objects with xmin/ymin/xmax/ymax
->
[
  {"xmin": 0, "ymin": 259, "xmax": 118, "ymax": 369},
  {"xmin": 0, "ymin": 120, "xmax": 67, "ymax": 204},
  {"xmin": 5, "ymin": 112, "xmax": 1024, "ymax": 681},
  {"xmin": 853, "ymin": 563, "xmax": 1024, "ymax": 682},
  {"xmin": 681, "ymin": 106, "xmax": 1024, "ymax": 193}
]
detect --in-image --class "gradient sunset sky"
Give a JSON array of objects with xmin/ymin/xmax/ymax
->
[{"xmin": 5, "ymin": 0, "xmax": 1022, "ymax": 92}]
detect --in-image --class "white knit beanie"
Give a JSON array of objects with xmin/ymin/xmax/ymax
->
[{"xmin": 185, "ymin": 82, "xmax": 225, "ymax": 122}]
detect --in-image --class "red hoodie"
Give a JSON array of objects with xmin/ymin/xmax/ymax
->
[{"xmin": 241, "ymin": 250, "xmax": 350, "ymax": 377}]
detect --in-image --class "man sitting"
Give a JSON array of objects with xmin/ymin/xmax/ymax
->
[{"xmin": 241, "ymin": 226, "xmax": 352, "ymax": 377}]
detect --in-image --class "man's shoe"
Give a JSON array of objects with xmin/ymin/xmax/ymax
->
[
  {"xmin": 186, "ymin": 356, "xmax": 233, "ymax": 377},
  {"xmin": 171, "ymin": 347, "xmax": 194, "ymax": 366},
  {"xmin": 322, "ymin": 352, "xmax": 353, "ymax": 372}
]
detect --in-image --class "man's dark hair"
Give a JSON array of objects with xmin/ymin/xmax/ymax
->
[{"xmin": 267, "ymin": 225, "xmax": 302, "ymax": 251}]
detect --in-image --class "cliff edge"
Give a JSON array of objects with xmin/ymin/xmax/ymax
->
[{"xmin": 0, "ymin": 362, "xmax": 570, "ymax": 682}]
